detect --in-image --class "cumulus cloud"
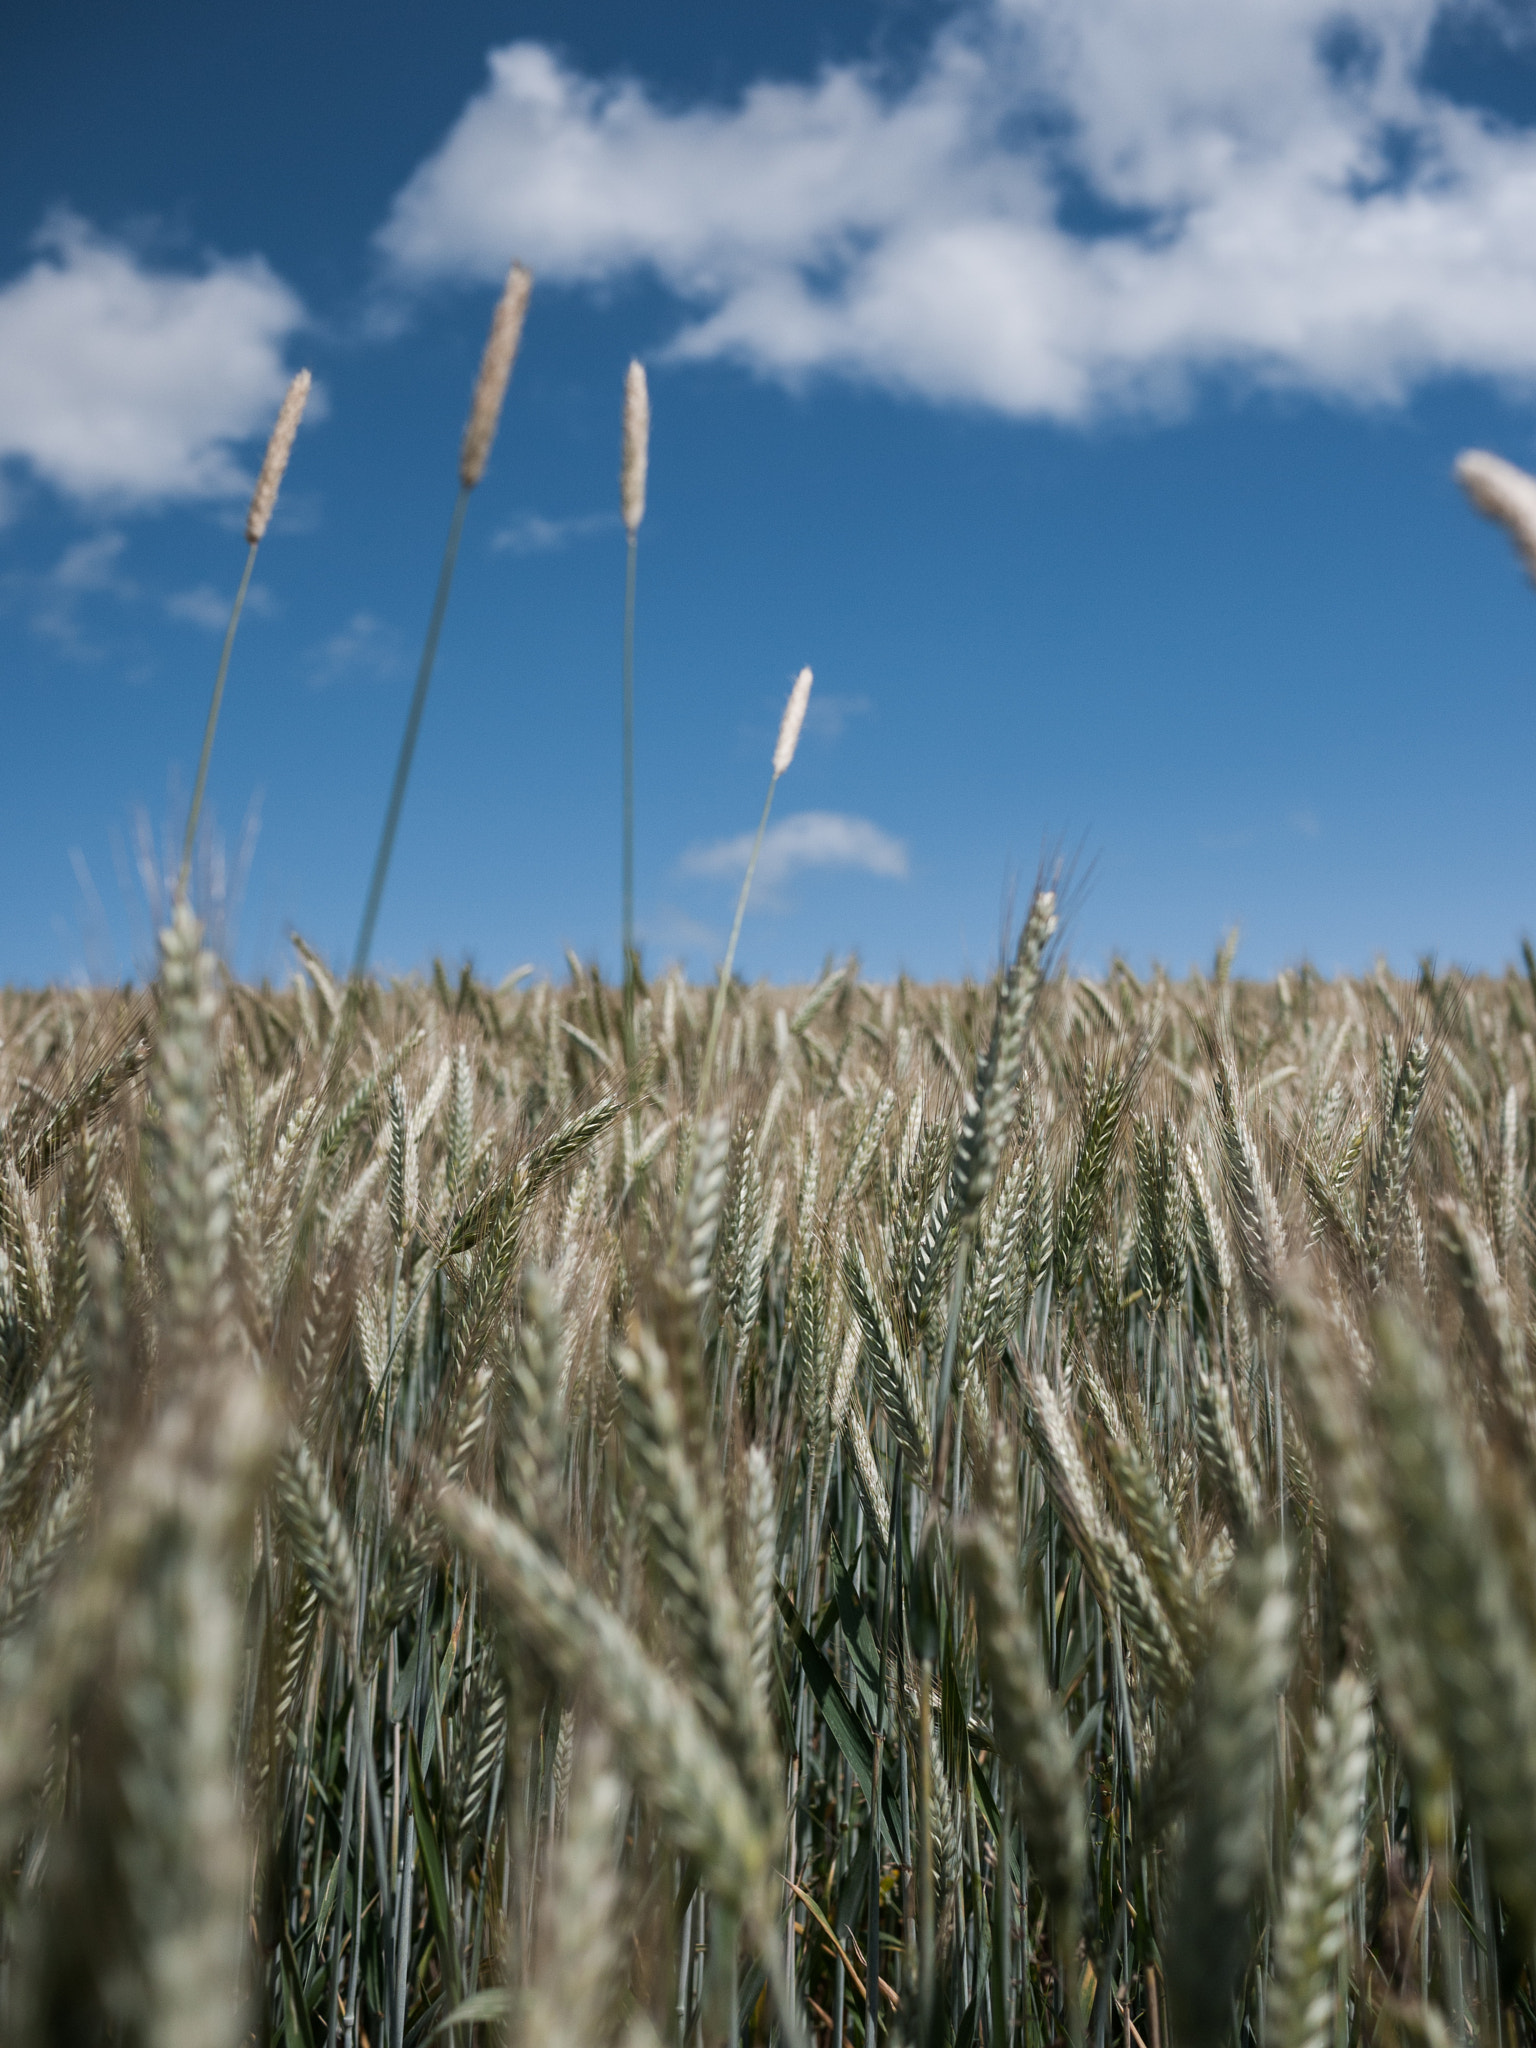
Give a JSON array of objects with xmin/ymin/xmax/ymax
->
[
  {"xmin": 804, "ymin": 692, "xmax": 872, "ymax": 741},
  {"xmin": 491, "ymin": 509, "xmax": 618, "ymax": 553},
  {"xmin": 166, "ymin": 581, "xmax": 273, "ymax": 629},
  {"xmin": 683, "ymin": 810, "xmax": 908, "ymax": 897},
  {"xmin": 1, "ymin": 529, "xmax": 139, "ymax": 655},
  {"xmin": 306, "ymin": 611, "xmax": 405, "ymax": 688},
  {"xmin": 52, "ymin": 531, "xmax": 136, "ymax": 598},
  {"xmin": 642, "ymin": 905, "xmax": 719, "ymax": 954},
  {"xmin": 0, "ymin": 212, "xmax": 305, "ymax": 505},
  {"xmin": 377, "ymin": 2, "xmax": 1536, "ymax": 416}
]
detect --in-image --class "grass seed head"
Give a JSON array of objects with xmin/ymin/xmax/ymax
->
[
  {"xmin": 621, "ymin": 358, "xmax": 650, "ymax": 534},
  {"xmin": 1456, "ymin": 448, "xmax": 1536, "ymax": 583},
  {"xmin": 772, "ymin": 666, "xmax": 813, "ymax": 776},
  {"xmin": 244, "ymin": 367, "xmax": 311, "ymax": 544},
  {"xmin": 459, "ymin": 261, "xmax": 532, "ymax": 489}
]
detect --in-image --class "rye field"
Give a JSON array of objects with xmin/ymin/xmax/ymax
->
[{"xmin": 2, "ymin": 903, "xmax": 1536, "ymax": 2048}]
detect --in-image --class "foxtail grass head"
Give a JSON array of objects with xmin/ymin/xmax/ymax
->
[
  {"xmin": 773, "ymin": 666, "xmax": 813, "ymax": 777},
  {"xmin": 459, "ymin": 262, "xmax": 533, "ymax": 490},
  {"xmin": 621, "ymin": 360, "xmax": 650, "ymax": 535},
  {"xmin": 245, "ymin": 369, "xmax": 311, "ymax": 545},
  {"xmin": 1456, "ymin": 448, "xmax": 1536, "ymax": 584}
]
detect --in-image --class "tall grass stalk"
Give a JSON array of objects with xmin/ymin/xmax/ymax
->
[
  {"xmin": 621, "ymin": 361, "xmax": 649, "ymax": 993},
  {"xmin": 697, "ymin": 665, "xmax": 811, "ymax": 1103},
  {"xmin": 353, "ymin": 263, "xmax": 531, "ymax": 978},
  {"xmin": 353, "ymin": 486, "xmax": 470, "ymax": 980},
  {"xmin": 178, "ymin": 368, "xmax": 311, "ymax": 898}
]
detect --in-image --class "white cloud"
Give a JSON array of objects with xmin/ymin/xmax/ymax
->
[
  {"xmin": 377, "ymin": 3, "xmax": 1536, "ymax": 417},
  {"xmin": 804, "ymin": 692, "xmax": 872, "ymax": 741},
  {"xmin": 52, "ymin": 531, "xmax": 136, "ymax": 597},
  {"xmin": 641, "ymin": 905, "xmax": 719, "ymax": 954},
  {"xmin": 491, "ymin": 509, "xmax": 618, "ymax": 553},
  {"xmin": 306, "ymin": 610, "xmax": 405, "ymax": 687},
  {"xmin": 682, "ymin": 809, "xmax": 908, "ymax": 896},
  {"xmin": 2, "ymin": 529, "xmax": 138, "ymax": 655},
  {"xmin": 166, "ymin": 580, "xmax": 273, "ymax": 629},
  {"xmin": 0, "ymin": 212, "xmax": 305, "ymax": 505}
]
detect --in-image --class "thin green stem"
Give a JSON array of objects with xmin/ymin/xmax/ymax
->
[
  {"xmin": 698, "ymin": 771, "xmax": 778, "ymax": 1105},
  {"xmin": 179, "ymin": 539, "xmax": 257, "ymax": 899},
  {"xmin": 756, "ymin": 1916, "xmax": 812, "ymax": 2048},
  {"xmin": 353, "ymin": 484, "xmax": 471, "ymax": 980},
  {"xmin": 932, "ymin": 1229, "xmax": 972, "ymax": 1493},
  {"xmin": 992, "ymin": 1777, "xmax": 1012, "ymax": 2048},
  {"xmin": 918, "ymin": 1656, "xmax": 935, "ymax": 2036},
  {"xmin": 867, "ymin": 1448, "xmax": 903, "ymax": 2048},
  {"xmin": 622, "ymin": 528, "xmax": 638, "ymax": 979}
]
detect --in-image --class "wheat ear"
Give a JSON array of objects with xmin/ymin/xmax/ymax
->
[
  {"xmin": 1266, "ymin": 1669, "xmax": 1373, "ymax": 2048},
  {"xmin": 930, "ymin": 889, "xmax": 1057, "ymax": 1452},
  {"xmin": 1363, "ymin": 1034, "xmax": 1429, "ymax": 1290},
  {"xmin": 1281, "ymin": 1285, "xmax": 1450, "ymax": 1825},
  {"xmin": 844, "ymin": 1237, "xmax": 931, "ymax": 1469},
  {"xmin": 1165, "ymin": 1543, "xmax": 1295, "ymax": 2048},
  {"xmin": 518, "ymin": 1730, "xmax": 629, "ymax": 2048},
  {"xmin": 955, "ymin": 1514, "xmax": 1084, "ymax": 1955},
  {"xmin": 435, "ymin": 1484, "xmax": 771, "ymax": 1915},
  {"xmin": 1369, "ymin": 1303, "xmax": 1536, "ymax": 1943},
  {"xmin": 616, "ymin": 1326, "xmax": 779, "ymax": 1820},
  {"xmin": 1211, "ymin": 1035, "xmax": 1287, "ymax": 1306}
]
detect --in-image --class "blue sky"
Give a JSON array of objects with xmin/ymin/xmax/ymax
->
[{"xmin": 4, "ymin": 0, "xmax": 1536, "ymax": 987}]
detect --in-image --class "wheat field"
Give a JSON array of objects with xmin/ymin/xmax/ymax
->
[{"xmin": 1, "ymin": 897, "xmax": 1534, "ymax": 2048}]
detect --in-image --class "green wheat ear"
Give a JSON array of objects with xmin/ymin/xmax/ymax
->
[
  {"xmin": 433, "ymin": 1480, "xmax": 796, "ymax": 2040},
  {"xmin": 1165, "ymin": 1543, "xmax": 1295, "ymax": 2048},
  {"xmin": 1265, "ymin": 1669, "xmax": 1374, "ymax": 2048},
  {"xmin": 955, "ymin": 1510, "xmax": 1085, "ymax": 1977},
  {"xmin": 1368, "ymin": 1301, "xmax": 1536, "ymax": 1949},
  {"xmin": 518, "ymin": 1729, "xmax": 629, "ymax": 2048}
]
